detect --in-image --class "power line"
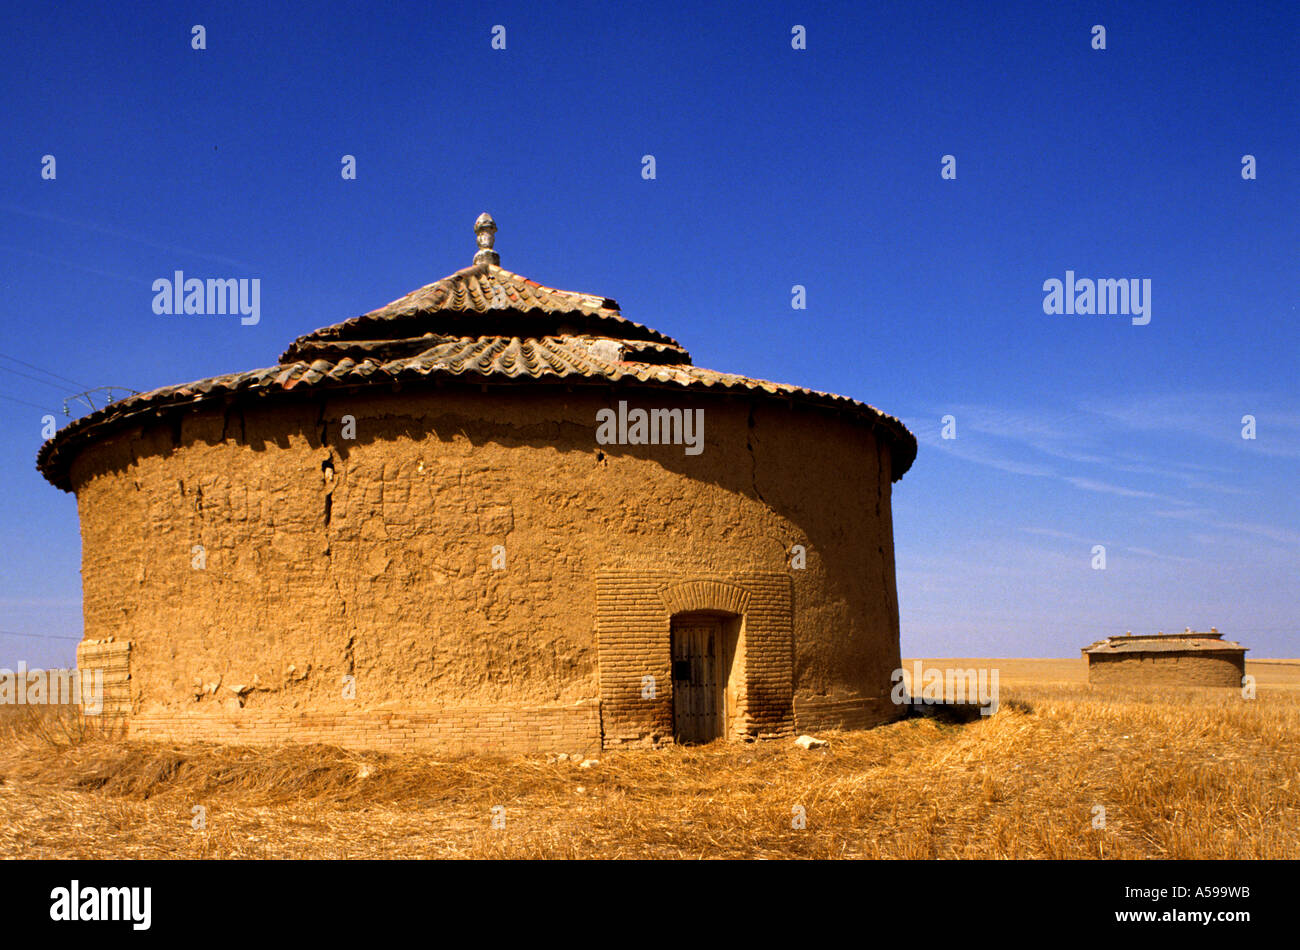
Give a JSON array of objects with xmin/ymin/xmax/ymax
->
[
  {"xmin": 0, "ymin": 392, "xmax": 61, "ymax": 414},
  {"xmin": 0, "ymin": 363, "xmax": 76, "ymax": 393},
  {"xmin": 0, "ymin": 630, "xmax": 82, "ymax": 642},
  {"xmin": 0, "ymin": 353, "xmax": 90, "ymax": 390}
]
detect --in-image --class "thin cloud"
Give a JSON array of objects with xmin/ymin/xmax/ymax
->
[
  {"xmin": 1020, "ymin": 526, "xmax": 1089, "ymax": 541},
  {"xmin": 907, "ymin": 396, "xmax": 1289, "ymax": 506},
  {"xmin": 917, "ymin": 433, "xmax": 1057, "ymax": 477},
  {"xmin": 2, "ymin": 205, "xmax": 253, "ymax": 269},
  {"xmin": 1063, "ymin": 477, "xmax": 1167, "ymax": 500},
  {"xmin": 1123, "ymin": 547, "xmax": 1198, "ymax": 564},
  {"xmin": 1085, "ymin": 393, "xmax": 1300, "ymax": 460},
  {"xmin": 0, "ymin": 242, "xmax": 141, "ymax": 284}
]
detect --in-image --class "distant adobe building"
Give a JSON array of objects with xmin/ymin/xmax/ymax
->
[
  {"xmin": 38, "ymin": 214, "xmax": 917, "ymax": 753},
  {"xmin": 1082, "ymin": 628, "xmax": 1247, "ymax": 687}
]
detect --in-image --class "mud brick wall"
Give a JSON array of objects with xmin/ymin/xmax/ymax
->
[
  {"xmin": 1087, "ymin": 652, "xmax": 1246, "ymax": 688},
  {"xmin": 129, "ymin": 700, "xmax": 602, "ymax": 755},
  {"xmin": 67, "ymin": 383, "xmax": 904, "ymax": 751},
  {"xmin": 794, "ymin": 695, "xmax": 898, "ymax": 731}
]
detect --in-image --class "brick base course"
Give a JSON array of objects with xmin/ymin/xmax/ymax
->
[
  {"xmin": 794, "ymin": 695, "xmax": 903, "ymax": 732},
  {"xmin": 127, "ymin": 700, "xmax": 602, "ymax": 755}
]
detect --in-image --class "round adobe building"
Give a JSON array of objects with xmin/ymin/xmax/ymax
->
[{"xmin": 38, "ymin": 215, "xmax": 917, "ymax": 752}]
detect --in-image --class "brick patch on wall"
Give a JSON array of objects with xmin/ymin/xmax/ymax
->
[
  {"xmin": 596, "ymin": 569, "xmax": 794, "ymax": 744},
  {"xmin": 75, "ymin": 638, "xmax": 131, "ymax": 720}
]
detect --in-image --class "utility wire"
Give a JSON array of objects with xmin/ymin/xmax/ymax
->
[
  {"xmin": 0, "ymin": 392, "xmax": 61, "ymax": 414},
  {"xmin": 0, "ymin": 353, "xmax": 90, "ymax": 390},
  {"xmin": 0, "ymin": 364, "xmax": 76, "ymax": 393},
  {"xmin": 0, "ymin": 630, "xmax": 82, "ymax": 642}
]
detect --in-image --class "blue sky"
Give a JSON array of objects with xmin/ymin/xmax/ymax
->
[{"xmin": 1, "ymin": 0, "xmax": 1296, "ymax": 667}]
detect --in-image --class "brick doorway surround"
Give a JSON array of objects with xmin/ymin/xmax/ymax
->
[{"xmin": 595, "ymin": 569, "xmax": 794, "ymax": 745}]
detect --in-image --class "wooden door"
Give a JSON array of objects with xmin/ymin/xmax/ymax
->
[{"xmin": 671, "ymin": 619, "xmax": 725, "ymax": 743}]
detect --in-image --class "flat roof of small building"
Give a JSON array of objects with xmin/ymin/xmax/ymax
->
[{"xmin": 1082, "ymin": 629, "xmax": 1247, "ymax": 656}]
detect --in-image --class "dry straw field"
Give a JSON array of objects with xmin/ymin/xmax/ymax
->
[{"xmin": 1, "ymin": 658, "xmax": 1296, "ymax": 859}]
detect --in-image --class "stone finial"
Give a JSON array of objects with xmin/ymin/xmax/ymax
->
[{"xmin": 473, "ymin": 212, "xmax": 499, "ymax": 266}]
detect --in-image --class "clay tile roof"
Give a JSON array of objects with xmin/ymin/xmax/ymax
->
[
  {"xmin": 36, "ymin": 213, "xmax": 919, "ymax": 491},
  {"xmin": 1081, "ymin": 631, "xmax": 1247, "ymax": 655},
  {"xmin": 281, "ymin": 262, "xmax": 682, "ymax": 360}
]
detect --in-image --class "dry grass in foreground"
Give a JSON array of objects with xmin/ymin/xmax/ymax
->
[{"xmin": 1, "ymin": 679, "xmax": 1297, "ymax": 859}]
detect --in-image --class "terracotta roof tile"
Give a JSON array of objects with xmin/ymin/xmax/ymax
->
[
  {"xmin": 37, "ymin": 219, "xmax": 917, "ymax": 491},
  {"xmin": 37, "ymin": 335, "xmax": 917, "ymax": 490},
  {"xmin": 281, "ymin": 263, "xmax": 680, "ymax": 358}
]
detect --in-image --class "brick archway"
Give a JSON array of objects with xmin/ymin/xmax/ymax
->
[{"xmin": 656, "ymin": 579, "xmax": 751, "ymax": 617}]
